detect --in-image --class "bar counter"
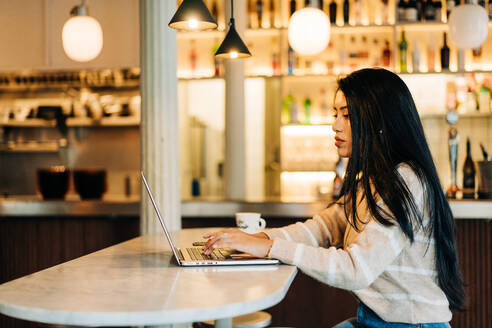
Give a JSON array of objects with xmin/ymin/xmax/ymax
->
[{"xmin": 0, "ymin": 195, "xmax": 491, "ymax": 219}]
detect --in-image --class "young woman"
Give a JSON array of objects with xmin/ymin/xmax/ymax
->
[{"xmin": 202, "ymin": 68, "xmax": 465, "ymax": 327}]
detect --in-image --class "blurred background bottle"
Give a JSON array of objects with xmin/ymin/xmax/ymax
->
[
  {"xmin": 399, "ymin": 30, "xmax": 408, "ymax": 72},
  {"xmin": 462, "ymin": 137, "xmax": 476, "ymax": 199}
]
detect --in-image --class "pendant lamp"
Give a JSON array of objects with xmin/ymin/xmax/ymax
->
[
  {"xmin": 215, "ymin": 0, "xmax": 251, "ymax": 59},
  {"xmin": 448, "ymin": 2, "xmax": 488, "ymax": 49},
  {"xmin": 288, "ymin": 5, "xmax": 330, "ymax": 56},
  {"xmin": 62, "ymin": 0, "xmax": 103, "ymax": 62},
  {"xmin": 169, "ymin": 0, "xmax": 217, "ymax": 31}
]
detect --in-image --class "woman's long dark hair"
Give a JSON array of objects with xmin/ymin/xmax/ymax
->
[{"xmin": 336, "ymin": 68, "xmax": 464, "ymax": 311}]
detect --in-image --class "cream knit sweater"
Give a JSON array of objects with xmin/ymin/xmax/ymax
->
[{"xmin": 265, "ymin": 164, "xmax": 451, "ymax": 324}]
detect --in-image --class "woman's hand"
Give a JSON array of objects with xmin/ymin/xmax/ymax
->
[{"xmin": 202, "ymin": 228, "xmax": 274, "ymax": 258}]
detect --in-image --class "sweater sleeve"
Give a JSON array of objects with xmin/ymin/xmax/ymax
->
[
  {"xmin": 268, "ymin": 164, "xmax": 424, "ymax": 291},
  {"xmin": 264, "ymin": 203, "xmax": 348, "ymax": 248}
]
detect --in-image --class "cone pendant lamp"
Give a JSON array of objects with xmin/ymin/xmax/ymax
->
[
  {"xmin": 215, "ymin": 0, "xmax": 251, "ymax": 59},
  {"xmin": 169, "ymin": 0, "xmax": 217, "ymax": 31}
]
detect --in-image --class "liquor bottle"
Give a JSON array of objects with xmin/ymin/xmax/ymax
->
[
  {"xmin": 353, "ymin": 0, "xmax": 362, "ymax": 25},
  {"xmin": 480, "ymin": 143, "xmax": 491, "ymax": 160},
  {"xmin": 248, "ymin": 0, "xmax": 255, "ymax": 28},
  {"xmin": 440, "ymin": 32, "xmax": 450, "ymax": 71},
  {"xmin": 303, "ymin": 96, "xmax": 312, "ymax": 124},
  {"xmin": 397, "ymin": 0, "xmax": 407, "ymax": 22},
  {"xmin": 282, "ymin": 93, "xmax": 293, "ymax": 124},
  {"xmin": 382, "ymin": 0, "xmax": 390, "ymax": 23},
  {"xmin": 489, "ymin": 0, "xmax": 492, "ymax": 19},
  {"xmin": 256, "ymin": 0, "xmax": 264, "ymax": 28},
  {"xmin": 382, "ymin": 40, "xmax": 392, "ymax": 68},
  {"xmin": 416, "ymin": 0, "xmax": 424, "ymax": 20},
  {"xmin": 446, "ymin": 0, "xmax": 455, "ymax": 19},
  {"xmin": 424, "ymin": 0, "xmax": 435, "ymax": 20},
  {"xmin": 269, "ymin": 0, "xmax": 275, "ymax": 27},
  {"xmin": 462, "ymin": 137, "xmax": 476, "ymax": 198},
  {"xmin": 190, "ymin": 40, "xmax": 197, "ymax": 78},
  {"xmin": 319, "ymin": 88, "xmax": 331, "ymax": 123},
  {"xmin": 434, "ymin": 0, "xmax": 442, "ymax": 22},
  {"xmin": 412, "ymin": 39, "xmax": 421, "ymax": 72},
  {"xmin": 427, "ymin": 33, "xmax": 435, "ymax": 71},
  {"xmin": 329, "ymin": 0, "xmax": 337, "ymax": 24},
  {"xmin": 343, "ymin": 0, "xmax": 350, "ymax": 24},
  {"xmin": 318, "ymin": 0, "xmax": 324, "ymax": 10},
  {"xmin": 399, "ymin": 30, "xmax": 408, "ymax": 72},
  {"xmin": 372, "ymin": 38, "xmax": 381, "ymax": 66},
  {"xmin": 478, "ymin": 0, "xmax": 485, "ymax": 8},
  {"xmin": 406, "ymin": 0, "xmax": 418, "ymax": 22},
  {"xmin": 289, "ymin": 94, "xmax": 299, "ymax": 123},
  {"xmin": 272, "ymin": 52, "xmax": 281, "ymax": 76},
  {"xmin": 288, "ymin": 46, "xmax": 295, "ymax": 75},
  {"xmin": 290, "ymin": 0, "xmax": 297, "ymax": 16}
]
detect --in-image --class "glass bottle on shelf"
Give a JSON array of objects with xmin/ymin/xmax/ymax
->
[
  {"xmin": 272, "ymin": 52, "xmax": 281, "ymax": 76},
  {"xmin": 288, "ymin": 46, "xmax": 296, "ymax": 75},
  {"xmin": 434, "ymin": 0, "xmax": 442, "ymax": 21},
  {"xmin": 339, "ymin": 35, "xmax": 348, "ymax": 73},
  {"xmin": 190, "ymin": 39, "xmax": 197, "ymax": 78},
  {"xmin": 290, "ymin": 94, "xmax": 299, "ymax": 123},
  {"xmin": 282, "ymin": 93, "xmax": 293, "ymax": 124},
  {"xmin": 318, "ymin": 0, "xmax": 324, "ymax": 10},
  {"xmin": 319, "ymin": 88, "xmax": 331, "ymax": 123},
  {"xmin": 248, "ymin": 0, "xmax": 255, "ymax": 28},
  {"xmin": 406, "ymin": 0, "xmax": 418, "ymax": 22},
  {"xmin": 412, "ymin": 39, "xmax": 421, "ymax": 72},
  {"xmin": 359, "ymin": 36, "xmax": 369, "ymax": 67},
  {"xmin": 399, "ymin": 30, "xmax": 408, "ymax": 72},
  {"xmin": 382, "ymin": 40, "xmax": 392, "ymax": 68},
  {"xmin": 427, "ymin": 33, "xmax": 436, "ymax": 72},
  {"xmin": 269, "ymin": 0, "xmax": 275, "ymax": 28},
  {"xmin": 462, "ymin": 137, "xmax": 476, "ymax": 199},
  {"xmin": 440, "ymin": 32, "xmax": 450, "ymax": 71},
  {"xmin": 472, "ymin": 46, "xmax": 483, "ymax": 71},
  {"xmin": 329, "ymin": 0, "xmax": 337, "ymax": 24},
  {"xmin": 382, "ymin": 0, "xmax": 390, "ymax": 24},
  {"xmin": 416, "ymin": 0, "xmax": 424, "ymax": 21},
  {"xmin": 256, "ymin": 0, "xmax": 264, "ymax": 28},
  {"xmin": 343, "ymin": 0, "xmax": 350, "ymax": 25},
  {"xmin": 397, "ymin": 0, "xmax": 407, "ymax": 22},
  {"xmin": 489, "ymin": 0, "xmax": 492, "ymax": 19},
  {"xmin": 353, "ymin": 0, "xmax": 362, "ymax": 25},
  {"xmin": 372, "ymin": 38, "xmax": 381, "ymax": 66},
  {"xmin": 446, "ymin": 0, "xmax": 455, "ymax": 19},
  {"xmin": 424, "ymin": 0, "xmax": 435, "ymax": 20},
  {"xmin": 290, "ymin": 0, "xmax": 297, "ymax": 16},
  {"xmin": 303, "ymin": 96, "xmax": 312, "ymax": 124}
]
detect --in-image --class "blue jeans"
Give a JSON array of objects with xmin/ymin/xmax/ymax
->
[{"xmin": 333, "ymin": 303, "xmax": 451, "ymax": 328}]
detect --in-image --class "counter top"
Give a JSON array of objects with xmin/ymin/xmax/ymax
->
[{"xmin": 1, "ymin": 196, "xmax": 491, "ymax": 219}]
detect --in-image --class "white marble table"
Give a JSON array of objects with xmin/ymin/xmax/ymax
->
[{"xmin": 0, "ymin": 228, "xmax": 297, "ymax": 327}]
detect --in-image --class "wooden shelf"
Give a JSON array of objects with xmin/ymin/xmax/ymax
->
[{"xmin": 0, "ymin": 117, "xmax": 140, "ymax": 128}]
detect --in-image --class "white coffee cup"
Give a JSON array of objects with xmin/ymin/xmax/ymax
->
[{"xmin": 235, "ymin": 212, "xmax": 266, "ymax": 234}]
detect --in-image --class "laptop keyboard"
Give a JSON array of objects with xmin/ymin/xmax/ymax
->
[{"xmin": 186, "ymin": 247, "xmax": 230, "ymax": 261}]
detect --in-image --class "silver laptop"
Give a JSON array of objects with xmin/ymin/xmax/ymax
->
[{"xmin": 141, "ymin": 172, "xmax": 279, "ymax": 266}]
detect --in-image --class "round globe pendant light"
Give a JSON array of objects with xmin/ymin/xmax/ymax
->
[
  {"xmin": 288, "ymin": 7, "xmax": 330, "ymax": 56},
  {"xmin": 448, "ymin": 3, "xmax": 489, "ymax": 49},
  {"xmin": 169, "ymin": 0, "xmax": 217, "ymax": 31},
  {"xmin": 62, "ymin": 1, "xmax": 103, "ymax": 62},
  {"xmin": 215, "ymin": 0, "xmax": 251, "ymax": 59}
]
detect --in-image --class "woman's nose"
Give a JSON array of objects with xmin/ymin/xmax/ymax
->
[{"xmin": 333, "ymin": 116, "xmax": 343, "ymax": 133}]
